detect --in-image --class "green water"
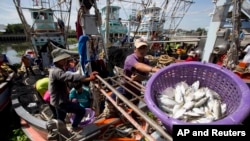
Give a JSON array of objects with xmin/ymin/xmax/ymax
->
[
  {"xmin": 0, "ymin": 38, "xmax": 78, "ymax": 55},
  {"xmin": 0, "ymin": 42, "xmax": 33, "ymax": 56}
]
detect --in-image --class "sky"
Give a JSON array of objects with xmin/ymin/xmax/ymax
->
[{"xmin": 0, "ymin": 0, "xmax": 215, "ymax": 31}]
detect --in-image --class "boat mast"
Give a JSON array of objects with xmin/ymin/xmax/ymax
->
[
  {"xmin": 105, "ymin": 0, "xmax": 110, "ymax": 46},
  {"xmin": 223, "ymin": 0, "xmax": 242, "ymax": 69},
  {"xmin": 13, "ymin": 0, "xmax": 31, "ymax": 41}
]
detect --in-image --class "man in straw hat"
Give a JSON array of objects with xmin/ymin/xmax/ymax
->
[
  {"xmin": 48, "ymin": 48, "xmax": 98, "ymax": 132},
  {"xmin": 101, "ymin": 38, "xmax": 159, "ymax": 118}
]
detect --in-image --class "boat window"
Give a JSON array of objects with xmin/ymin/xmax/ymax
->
[
  {"xmin": 39, "ymin": 12, "xmax": 45, "ymax": 20},
  {"xmin": 113, "ymin": 23, "xmax": 120, "ymax": 26},
  {"xmin": 48, "ymin": 13, "xmax": 53, "ymax": 20},
  {"xmin": 33, "ymin": 12, "xmax": 39, "ymax": 19}
]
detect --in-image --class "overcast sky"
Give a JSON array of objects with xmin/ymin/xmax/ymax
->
[{"xmin": 0, "ymin": 0, "xmax": 214, "ymax": 30}]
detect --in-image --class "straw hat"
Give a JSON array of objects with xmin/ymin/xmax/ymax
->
[{"xmin": 51, "ymin": 48, "xmax": 71, "ymax": 63}]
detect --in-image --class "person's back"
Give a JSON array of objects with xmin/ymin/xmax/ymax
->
[
  {"xmin": 21, "ymin": 56, "xmax": 30, "ymax": 67},
  {"xmin": 35, "ymin": 77, "xmax": 49, "ymax": 97}
]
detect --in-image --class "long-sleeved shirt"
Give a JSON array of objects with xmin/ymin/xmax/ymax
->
[{"xmin": 48, "ymin": 66, "xmax": 85, "ymax": 107}]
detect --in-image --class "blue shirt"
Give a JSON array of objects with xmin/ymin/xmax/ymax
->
[
  {"xmin": 239, "ymin": 32, "xmax": 245, "ymax": 40},
  {"xmin": 69, "ymin": 86, "xmax": 91, "ymax": 108}
]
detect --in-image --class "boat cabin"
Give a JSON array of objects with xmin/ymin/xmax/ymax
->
[
  {"xmin": 30, "ymin": 9, "xmax": 57, "ymax": 32},
  {"xmin": 101, "ymin": 6, "xmax": 128, "ymax": 43},
  {"xmin": 130, "ymin": 5, "xmax": 163, "ymax": 41}
]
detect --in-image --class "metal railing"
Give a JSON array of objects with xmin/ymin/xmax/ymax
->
[{"xmin": 93, "ymin": 73, "xmax": 173, "ymax": 141}]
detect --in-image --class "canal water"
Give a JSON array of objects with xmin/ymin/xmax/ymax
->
[
  {"xmin": 2, "ymin": 46, "xmax": 21, "ymax": 65},
  {"xmin": 1, "ymin": 44, "xmax": 78, "ymax": 65}
]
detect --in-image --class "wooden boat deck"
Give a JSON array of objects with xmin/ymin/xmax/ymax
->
[{"xmin": 11, "ymin": 65, "xmax": 173, "ymax": 141}]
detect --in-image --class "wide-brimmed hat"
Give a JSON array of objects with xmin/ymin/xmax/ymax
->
[
  {"xmin": 134, "ymin": 38, "xmax": 148, "ymax": 48},
  {"xmin": 187, "ymin": 51, "xmax": 196, "ymax": 57},
  {"xmin": 51, "ymin": 48, "xmax": 71, "ymax": 63}
]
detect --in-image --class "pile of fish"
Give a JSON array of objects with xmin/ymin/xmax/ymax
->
[{"xmin": 156, "ymin": 81, "xmax": 227, "ymax": 123}]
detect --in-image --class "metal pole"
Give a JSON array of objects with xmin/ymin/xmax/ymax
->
[
  {"xmin": 105, "ymin": 0, "xmax": 110, "ymax": 46},
  {"xmin": 96, "ymin": 75, "xmax": 173, "ymax": 141},
  {"xmin": 231, "ymin": 0, "xmax": 241, "ymax": 65}
]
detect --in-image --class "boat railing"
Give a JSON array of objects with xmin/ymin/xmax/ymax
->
[{"xmin": 93, "ymin": 74, "xmax": 173, "ymax": 141}]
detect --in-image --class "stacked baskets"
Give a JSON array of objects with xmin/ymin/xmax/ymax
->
[{"xmin": 144, "ymin": 62, "xmax": 250, "ymax": 133}]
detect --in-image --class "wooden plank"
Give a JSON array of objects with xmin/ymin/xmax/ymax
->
[{"xmin": 20, "ymin": 119, "xmax": 47, "ymax": 141}]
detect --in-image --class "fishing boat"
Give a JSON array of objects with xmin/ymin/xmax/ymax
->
[
  {"xmin": 0, "ymin": 54, "xmax": 15, "ymax": 111},
  {"xmin": 0, "ymin": 54, "xmax": 17, "ymax": 140},
  {"xmin": 128, "ymin": 0, "xmax": 194, "ymax": 41},
  {"xmin": 101, "ymin": 5, "xmax": 128, "ymax": 47},
  {"xmin": 13, "ymin": 0, "xmax": 72, "ymax": 68},
  {"xmin": 130, "ymin": 4, "xmax": 163, "ymax": 41},
  {"xmin": 14, "ymin": 0, "xmax": 250, "ymax": 140},
  {"xmin": 11, "ymin": 0, "xmax": 173, "ymax": 140},
  {"xmin": 11, "ymin": 65, "xmax": 173, "ymax": 141}
]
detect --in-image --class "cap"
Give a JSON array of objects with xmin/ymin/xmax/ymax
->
[{"xmin": 134, "ymin": 38, "xmax": 148, "ymax": 48}]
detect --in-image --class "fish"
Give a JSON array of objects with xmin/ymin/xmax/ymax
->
[
  {"xmin": 157, "ymin": 95, "xmax": 177, "ymax": 107},
  {"xmin": 159, "ymin": 104, "xmax": 173, "ymax": 113},
  {"xmin": 161, "ymin": 87, "xmax": 175, "ymax": 99},
  {"xmin": 183, "ymin": 101, "xmax": 195, "ymax": 110},
  {"xmin": 156, "ymin": 80, "xmax": 227, "ymax": 123},
  {"xmin": 191, "ymin": 80, "xmax": 200, "ymax": 91},
  {"xmin": 193, "ymin": 88, "xmax": 206, "ymax": 101},
  {"xmin": 212, "ymin": 99, "xmax": 222, "ymax": 120},
  {"xmin": 192, "ymin": 107, "xmax": 205, "ymax": 115},
  {"xmin": 173, "ymin": 108, "xmax": 186, "ymax": 119},
  {"xmin": 194, "ymin": 97, "xmax": 209, "ymax": 108},
  {"xmin": 174, "ymin": 87, "xmax": 184, "ymax": 104}
]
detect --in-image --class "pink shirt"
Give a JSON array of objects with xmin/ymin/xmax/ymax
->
[{"xmin": 43, "ymin": 90, "xmax": 50, "ymax": 103}]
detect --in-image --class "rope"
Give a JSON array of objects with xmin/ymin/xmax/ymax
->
[
  {"xmin": 102, "ymin": 125, "xmax": 116, "ymax": 140},
  {"xmin": 223, "ymin": 42, "xmax": 238, "ymax": 70},
  {"xmin": 101, "ymin": 123, "xmax": 137, "ymax": 140}
]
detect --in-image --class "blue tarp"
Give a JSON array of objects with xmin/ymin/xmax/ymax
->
[{"xmin": 78, "ymin": 35, "xmax": 89, "ymax": 75}]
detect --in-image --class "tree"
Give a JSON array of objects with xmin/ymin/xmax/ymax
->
[
  {"xmin": 196, "ymin": 28, "xmax": 207, "ymax": 35},
  {"xmin": 5, "ymin": 23, "xmax": 25, "ymax": 34}
]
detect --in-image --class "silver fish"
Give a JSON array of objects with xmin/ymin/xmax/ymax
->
[
  {"xmin": 173, "ymin": 108, "xmax": 186, "ymax": 119},
  {"xmin": 157, "ymin": 95, "xmax": 177, "ymax": 107},
  {"xmin": 212, "ymin": 99, "xmax": 222, "ymax": 120},
  {"xmin": 191, "ymin": 80, "xmax": 200, "ymax": 90},
  {"xmin": 193, "ymin": 88, "xmax": 206, "ymax": 101},
  {"xmin": 156, "ymin": 80, "xmax": 227, "ymax": 124},
  {"xmin": 194, "ymin": 97, "xmax": 209, "ymax": 108},
  {"xmin": 183, "ymin": 101, "xmax": 195, "ymax": 110},
  {"xmin": 184, "ymin": 111, "xmax": 201, "ymax": 117},
  {"xmin": 173, "ymin": 104, "xmax": 182, "ymax": 115},
  {"xmin": 192, "ymin": 107, "xmax": 205, "ymax": 115},
  {"xmin": 161, "ymin": 87, "xmax": 175, "ymax": 99},
  {"xmin": 205, "ymin": 87, "xmax": 221, "ymax": 100},
  {"xmin": 221, "ymin": 103, "xmax": 227, "ymax": 116},
  {"xmin": 175, "ymin": 88, "xmax": 184, "ymax": 104},
  {"xmin": 159, "ymin": 104, "xmax": 173, "ymax": 113}
]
